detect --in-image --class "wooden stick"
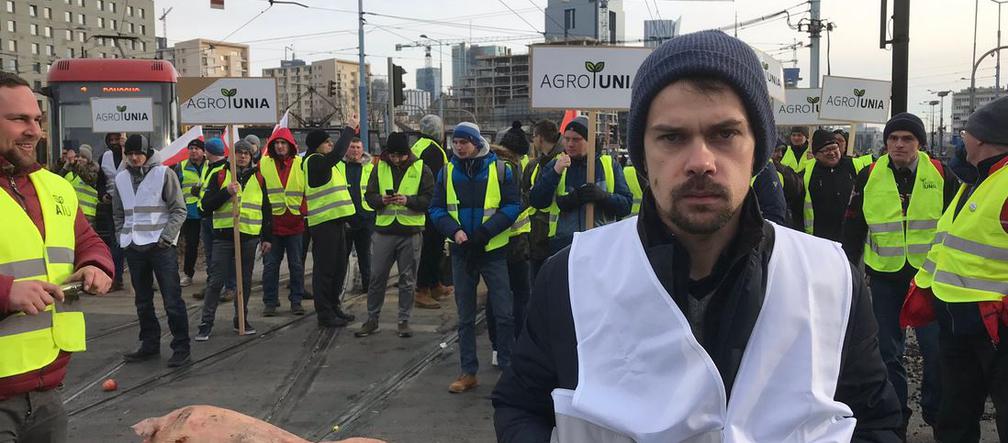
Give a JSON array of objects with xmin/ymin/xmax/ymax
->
[
  {"xmin": 585, "ymin": 111, "xmax": 597, "ymax": 230},
  {"xmin": 227, "ymin": 125, "xmax": 246, "ymax": 336},
  {"xmin": 847, "ymin": 123, "xmax": 858, "ymax": 156}
]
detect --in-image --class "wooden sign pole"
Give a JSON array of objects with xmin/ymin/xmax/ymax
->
[
  {"xmin": 227, "ymin": 125, "xmax": 246, "ymax": 336},
  {"xmin": 585, "ymin": 111, "xmax": 598, "ymax": 230},
  {"xmin": 847, "ymin": 123, "xmax": 858, "ymax": 156}
]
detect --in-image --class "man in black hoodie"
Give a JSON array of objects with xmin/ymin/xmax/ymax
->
[
  {"xmin": 525, "ymin": 119, "xmax": 564, "ymax": 279},
  {"xmin": 799, "ymin": 129, "xmax": 869, "ymax": 241}
]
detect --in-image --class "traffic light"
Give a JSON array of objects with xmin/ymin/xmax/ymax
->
[
  {"xmin": 328, "ymin": 80, "xmax": 337, "ymax": 97},
  {"xmin": 391, "ymin": 64, "xmax": 406, "ymax": 107}
]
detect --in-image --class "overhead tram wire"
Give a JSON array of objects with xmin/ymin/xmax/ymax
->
[
  {"xmin": 495, "ymin": 0, "xmax": 545, "ymax": 35},
  {"xmin": 528, "ymin": 0, "xmax": 566, "ymax": 35},
  {"xmin": 221, "ymin": 3, "xmax": 274, "ymax": 41}
]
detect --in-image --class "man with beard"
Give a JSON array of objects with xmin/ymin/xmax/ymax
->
[
  {"xmin": 525, "ymin": 119, "xmax": 564, "ymax": 279},
  {"xmin": 175, "ymin": 139, "xmax": 209, "ymax": 288},
  {"xmin": 800, "ymin": 129, "xmax": 870, "ymax": 241},
  {"xmin": 259, "ymin": 128, "xmax": 307, "ymax": 316},
  {"xmin": 96, "ymin": 132, "xmax": 127, "ymax": 291},
  {"xmin": 493, "ymin": 30, "xmax": 901, "ymax": 442}
]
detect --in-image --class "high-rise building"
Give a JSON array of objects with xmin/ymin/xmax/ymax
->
[
  {"xmin": 263, "ymin": 57, "xmax": 371, "ymax": 128},
  {"xmin": 644, "ymin": 18, "xmax": 680, "ymax": 48},
  {"xmin": 0, "ymin": 0, "xmax": 156, "ymax": 90},
  {"xmin": 950, "ymin": 86, "xmax": 1005, "ymax": 133},
  {"xmin": 544, "ymin": 0, "xmax": 624, "ymax": 43},
  {"xmin": 416, "ymin": 67, "xmax": 441, "ymax": 101},
  {"xmin": 403, "ymin": 89, "xmax": 431, "ymax": 115},
  {"xmin": 451, "ymin": 43, "xmax": 507, "ymax": 89},
  {"xmin": 171, "ymin": 39, "xmax": 249, "ymax": 78}
]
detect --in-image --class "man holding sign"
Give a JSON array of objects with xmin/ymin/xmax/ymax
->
[{"xmin": 494, "ymin": 30, "xmax": 900, "ymax": 442}]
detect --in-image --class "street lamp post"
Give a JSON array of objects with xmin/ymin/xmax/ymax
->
[
  {"xmin": 994, "ymin": 0, "xmax": 1008, "ymax": 97},
  {"xmin": 970, "ymin": 45, "xmax": 1008, "ymax": 111},
  {"xmin": 421, "ymin": 33, "xmax": 445, "ymax": 121},
  {"xmin": 928, "ymin": 100, "xmax": 939, "ymax": 148}
]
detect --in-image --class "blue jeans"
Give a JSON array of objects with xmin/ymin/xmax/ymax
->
[
  {"xmin": 487, "ymin": 257, "xmax": 531, "ymax": 349},
  {"xmin": 124, "ymin": 246, "xmax": 189, "ymax": 353},
  {"xmin": 451, "ymin": 247, "xmax": 513, "ymax": 375},
  {"xmin": 262, "ymin": 234, "xmax": 305, "ymax": 308},
  {"xmin": 871, "ymin": 274, "xmax": 942, "ymax": 425},
  {"xmin": 201, "ymin": 218, "xmax": 235, "ymax": 291}
]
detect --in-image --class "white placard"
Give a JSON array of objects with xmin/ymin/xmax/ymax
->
[
  {"xmin": 179, "ymin": 77, "xmax": 279, "ymax": 125},
  {"xmin": 774, "ymin": 88, "xmax": 830, "ymax": 126},
  {"xmin": 751, "ymin": 47, "xmax": 786, "ymax": 104},
  {"xmin": 90, "ymin": 97, "xmax": 154, "ymax": 132},
  {"xmin": 818, "ymin": 75, "xmax": 892, "ymax": 123},
  {"xmin": 530, "ymin": 46, "xmax": 652, "ymax": 110}
]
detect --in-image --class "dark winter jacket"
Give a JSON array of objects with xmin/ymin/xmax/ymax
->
[
  {"xmin": 344, "ymin": 152, "xmax": 375, "ymax": 231},
  {"xmin": 493, "ymin": 144, "xmax": 530, "ymax": 262},
  {"xmin": 751, "ymin": 161, "xmax": 787, "ymax": 226},
  {"xmin": 524, "ymin": 143, "xmax": 565, "ymax": 262},
  {"xmin": 429, "ymin": 144, "xmax": 520, "ymax": 261},
  {"xmin": 492, "ymin": 189, "xmax": 903, "ymax": 443},
  {"xmin": 804, "ymin": 157, "xmax": 861, "ymax": 241},
  {"xmin": 775, "ymin": 162, "xmax": 805, "ymax": 230},
  {"xmin": 305, "ymin": 126, "xmax": 354, "ymax": 188},
  {"xmin": 200, "ymin": 163, "xmax": 273, "ymax": 244},
  {"xmin": 415, "ymin": 135, "xmax": 448, "ymax": 177},
  {"xmin": 529, "ymin": 153, "xmax": 632, "ymax": 254},
  {"xmin": 364, "ymin": 151, "xmax": 434, "ymax": 236}
]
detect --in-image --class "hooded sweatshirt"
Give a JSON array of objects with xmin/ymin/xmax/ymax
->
[
  {"xmin": 344, "ymin": 151, "xmax": 375, "ymax": 230},
  {"xmin": 262, "ymin": 128, "xmax": 305, "ymax": 236},
  {"xmin": 364, "ymin": 150, "xmax": 434, "ymax": 235},
  {"xmin": 111, "ymin": 154, "xmax": 188, "ymax": 252}
]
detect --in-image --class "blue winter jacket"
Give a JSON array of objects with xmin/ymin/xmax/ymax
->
[
  {"xmin": 429, "ymin": 150, "xmax": 521, "ymax": 258},
  {"xmin": 752, "ymin": 161, "xmax": 787, "ymax": 226},
  {"xmin": 529, "ymin": 154, "xmax": 632, "ymax": 254}
]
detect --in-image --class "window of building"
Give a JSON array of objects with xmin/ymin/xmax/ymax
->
[
  {"xmin": 564, "ymin": 8, "xmax": 575, "ymax": 29},
  {"xmin": 4, "ymin": 1, "xmax": 11, "ymax": 13},
  {"xmin": 46, "ymin": 44, "xmax": 54, "ymax": 56},
  {"xmin": 139, "ymin": 41, "xmax": 145, "ymax": 52},
  {"xmin": 43, "ymin": 7, "xmax": 50, "ymax": 18},
  {"xmin": 127, "ymin": 22, "xmax": 133, "ymax": 33},
  {"xmin": 77, "ymin": 0, "xmax": 84, "ymax": 6},
  {"xmin": 125, "ymin": 5, "xmax": 131, "ymax": 16},
  {"xmin": 110, "ymin": 19, "xmax": 116, "ymax": 29},
  {"xmin": 66, "ymin": 47, "xmax": 74, "ymax": 57},
  {"xmin": 4, "ymin": 59, "xmax": 15, "ymax": 72},
  {"xmin": 109, "ymin": 2, "xmax": 115, "ymax": 12},
  {"xmin": 64, "ymin": 11, "xmax": 71, "ymax": 22},
  {"xmin": 78, "ymin": 31, "xmax": 86, "ymax": 42},
  {"xmin": 137, "ymin": 8, "xmax": 143, "ymax": 18},
  {"xmin": 31, "ymin": 43, "xmax": 39, "ymax": 55},
  {"xmin": 33, "ymin": 63, "xmax": 42, "ymax": 74},
  {"xmin": 30, "ymin": 23, "xmax": 38, "ymax": 35},
  {"xmin": 6, "ymin": 21, "xmax": 14, "ymax": 33},
  {"xmin": 44, "ymin": 26, "xmax": 51, "ymax": 37},
  {"xmin": 95, "ymin": 37, "xmax": 103, "ymax": 45},
  {"xmin": 7, "ymin": 41, "xmax": 15, "ymax": 52},
  {"xmin": 28, "ymin": 4, "xmax": 37, "ymax": 16},
  {"xmin": 33, "ymin": 81, "xmax": 41, "ymax": 90},
  {"xmin": 77, "ymin": 14, "xmax": 85, "ymax": 25},
  {"xmin": 140, "ymin": 24, "xmax": 145, "ymax": 35},
  {"xmin": 96, "ymin": 0, "xmax": 102, "ymax": 9},
  {"xmin": 109, "ymin": 38, "xmax": 115, "ymax": 47},
  {"xmin": 64, "ymin": 30, "xmax": 72, "ymax": 40},
  {"xmin": 97, "ymin": 17, "xmax": 104, "ymax": 28}
]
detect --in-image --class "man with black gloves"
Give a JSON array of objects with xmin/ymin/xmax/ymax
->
[
  {"xmin": 412, "ymin": 114, "xmax": 452, "ymax": 308},
  {"xmin": 799, "ymin": 129, "xmax": 870, "ymax": 241},
  {"xmin": 493, "ymin": 30, "xmax": 901, "ymax": 442},
  {"xmin": 529, "ymin": 115, "xmax": 633, "ymax": 255},
  {"xmin": 113, "ymin": 134, "xmax": 190, "ymax": 367},
  {"xmin": 843, "ymin": 112, "xmax": 957, "ymax": 439},
  {"xmin": 303, "ymin": 116, "xmax": 359, "ymax": 328},
  {"xmin": 194, "ymin": 139, "xmax": 272, "ymax": 341},
  {"xmin": 525, "ymin": 119, "xmax": 565, "ymax": 279}
]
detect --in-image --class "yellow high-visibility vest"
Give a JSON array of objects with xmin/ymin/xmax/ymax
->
[
  {"xmin": 445, "ymin": 160, "xmax": 510, "ymax": 252},
  {"xmin": 336, "ymin": 160, "xmax": 373, "ymax": 212},
  {"xmin": 375, "ymin": 159, "xmax": 425, "ymax": 227},
  {"xmin": 862, "ymin": 153, "xmax": 944, "ymax": 272},
  {"xmin": 546, "ymin": 155, "xmax": 615, "ymax": 238},
  {"xmin": 258, "ymin": 155, "xmax": 305, "ymax": 216},
  {"xmin": 914, "ymin": 163, "xmax": 1008, "ymax": 303},
  {"xmin": 623, "ymin": 165, "xmax": 642, "ymax": 216},
  {"xmin": 781, "ymin": 145, "xmax": 814, "ymax": 173},
  {"xmin": 198, "ymin": 163, "xmax": 227, "ymax": 212},
  {"xmin": 0, "ymin": 169, "xmax": 85, "ymax": 378},
  {"xmin": 211, "ymin": 169, "xmax": 265, "ymax": 236},
  {"xmin": 63, "ymin": 171, "xmax": 97, "ymax": 218},
  {"xmin": 410, "ymin": 137, "xmax": 447, "ymax": 165},
  {"xmin": 179, "ymin": 159, "xmax": 209, "ymax": 206},
  {"xmin": 302, "ymin": 153, "xmax": 355, "ymax": 227}
]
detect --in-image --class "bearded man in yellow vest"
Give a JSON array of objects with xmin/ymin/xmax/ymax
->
[
  {"xmin": 412, "ymin": 115, "xmax": 453, "ymax": 308},
  {"xmin": 841, "ymin": 112, "xmax": 958, "ymax": 439},
  {"xmin": 0, "ymin": 72, "xmax": 113, "ymax": 441},
  {"xmin": 354, "ymin": 133, "xmax": 434, "ymax": 339},
  {"xmin": 902, "ymin": 96, "xmax": 1008, "ymax": 443}
]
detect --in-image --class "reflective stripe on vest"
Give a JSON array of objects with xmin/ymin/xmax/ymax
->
[
  {"xmin": 623, "ymin": 165, "xmax": 642, "ymax": 216},
  {"xmin": 546, "ymin": 155, "xmax": 616, "ymax": 238},
  {"xmin": 117, "ymin": 166, "xmax": 170, "ymax": 247},
  {"xmin": 179, "ymin": 159, "xmax": 208, "ymax": 206},
  {"xmin": 259, "ymin": 155, "xmax": 305, "ymax": 215},
  {"xmin": 0, "ymin": 169, "xmax": 85, "ymax": 378},
  {"xmin": 336, "ymin": 160, "xmax": 374, "ymax": 212},
  {"xmin": 445, "ymin": 160, "xmax": 509, "ymax": 252},
  {"xmin": 862, "ymin": 153, "xmax": 944, "ymax": 272},
  {"xmin": 375, "ymin": 159, "xmax": 425, "ymax": 227},
  {"xmin": 212, "ymin": 169, "xmax": 265, "ymax": 236},
  {"xmin": 198, "ymin": 163, "xmax": 228, "ymax": 212},
  {"xmin": 914, "ymin": 164, "xmax": 1008, "ymax": 303},
  {"xmin": 302, "ymin": 153, "xmax": 355, "ymax": 227},
  {"xmin": 63, "ymin": 172, "xmax": 97, "ymax": 218}
]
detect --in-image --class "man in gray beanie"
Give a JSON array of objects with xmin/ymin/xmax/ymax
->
[
  {"xmin": 412, "ymin": 114, "xmax": 453, "ymax": 307},
  {"xmin": 494, "ymin": 30, "xmax": 900, "ymax": 442}
]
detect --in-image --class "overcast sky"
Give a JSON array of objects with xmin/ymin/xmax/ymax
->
[{"xmin": 155, "ymin": 0, "xmax": 1005, "ymax": 125}]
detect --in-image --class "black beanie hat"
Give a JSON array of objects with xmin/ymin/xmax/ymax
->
[
  {"xmin": 883, "ymin": 112, "xmax": 927, "ymax": 147},
  {"xmin": 565, "ymin": 116, "xmax": 589, "ymax": 140},
  {"xmin": 790, "ymin": 126, "xmax": 809, "ymax": 137},
  {"xmin": 123, "ymin": 134, "xmax": 153, "ymax": 158},
  {"xmin": 811, "ymin": 129, "xmax": 839, "ymax": 153},
  {"xmin": 627, "ymin": 30, "xmax": 775, "ymax": 177},
  {"xmin": 384, "ymin": 132, "xmax": 410, "ymax": 155},
  {"xmin": 965, "ymin": 96, "xmax": 1008, "ymax": 145},
  {"xmin": 500, "ymin": 121, "xmax": 530, "ymax": 155},
  {"xmin": 187, "ymin": 139, "xmax": 205, "ymax": 150},
  {"xmin": 305, "ymin": 130, "xmax": 330, "ymax": 154}
]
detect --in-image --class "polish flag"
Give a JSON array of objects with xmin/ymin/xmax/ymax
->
[
  {"xmin": 265, "ymin": 110, "xmax": 290, "ymax": 155},
  {"xmin": 560, "ymin": 109, "xmax": 579, "ymax": 133},
  {"xmin": 158, "ymin": 126, "xmax": 204, "ymax": 167}
]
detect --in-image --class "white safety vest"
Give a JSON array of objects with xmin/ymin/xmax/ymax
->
[
  {"xmin": 101, "ymin": 150, "xmax": 126, "ymax": 195},
  {"xmin": 116, "ymin": 166, "xmax": 171, "ymax": 247},
  {"xmin": 554, "ymin": 218, "xmax": 856, "ymax": 443}
]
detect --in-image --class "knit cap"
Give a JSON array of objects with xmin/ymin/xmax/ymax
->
[
  {"xmin": 451, "ymin": 122, "xmax": 488, "ymax": 150},
  {"xmin": 965, "ymin": 96, "xmax": 1008, "ymax": 145},
  {"xmin": 564, "ymin": 116, "xmax": 589, "ymax": 140},
  {"xmin": 205, "ymin": 138, "xmax": 226, "ymax": 156},
  {"xmin": 884, "ymin": 113, "xmax": 927, "ymax": 146},
  {"xmin": 499, "ymin": 121, "xmax": 530, "ymax": 155}
]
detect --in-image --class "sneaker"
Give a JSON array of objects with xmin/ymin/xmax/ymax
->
[
  {"xmin": 414, "ymin": 289, "xmax": 441, "ymax": 309},
  {"xmin": 194, "ymin": 325, "xmax": 212, "ymax": 342},
  {"xmin": 354, "ymin": 318, "xmax": 380, "ymax": 337},
  {"xmin": 220, "ymin": 289, "xmax": 235, "ymax": 303},
  {"xmin": 335, "ymin": 307, "xmax": 355, "ymax": 322},
  {"xmin": 166, "ymin": 351, "xmax": 191, "ymax": 367},
  {"xmin": 291, "ymin": 304, "xmax": 305, "ymax": 316},
  {"xmin": 448, "ymin": 374, "xmax": 478, "ymax": 394},
  {"xmin": 397, "ymin": 321, "xmax": 413, "ymax": 338},
  {"xmin": 263, "ymin": 305, "xmax": 278, "ymax": 317},
  {"xmin": 122, "ymin": 348, "xmax": 159, "ymax": 363},
  {"xmin": 233, "ymin": 323, "xmax": 257, "ymax": 335},
  {"xmin": 180, "ymin": 276, "xmax": 192, "ymax": 287},
  {"xmin": 491, "ymin": 350, "xmax": 499, "ymax": 367}
]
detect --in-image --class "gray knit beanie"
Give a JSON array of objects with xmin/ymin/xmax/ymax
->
[
  {"xmin": 627, "ymin": 30, "xmax": 775, "ymax": 177},
  {"xmin": 966, "ymin": 96, "xmax": 1008, "ymax": 146},
  {"xmin": 419, "ymin": 114, "xmax": 443, "ymax": 140}
]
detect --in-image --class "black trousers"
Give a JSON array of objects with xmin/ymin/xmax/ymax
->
[
  {"xmin": 417, "ymin": 222, "xmax": 446, "ymax": 289},
  {"xmin": 309, "ymin": 220, "xmax": 348, "ymax": 324},
  {"xmin": 124, "ymin": 246, "xmax": 190, "ymax": 353},
  {"xmin": 180, "ymin": 218, "xmax": 202, "ymax": 278},
  {"xmin": 936, "ymin": 327, "xmax": 1008, "ymax": 443},
  {"xmin": 344, "ymin": 226, "xmax": 372, "ymax": 291}
]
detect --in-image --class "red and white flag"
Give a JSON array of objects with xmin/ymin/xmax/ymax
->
[
  {"xmin": 263, "ymin": 110, "xmax": 290, "ymax": 155},
  {"xmin": 159, "ymin": 126, "xmax": 203, "ymax": 167}
]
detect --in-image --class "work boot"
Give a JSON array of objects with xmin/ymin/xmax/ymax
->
[
  {"xmin": 122, "ymin": 348, "xmax": 159, "ymax": 363},
  {"xmin": 263, "ymin": 305, "xmax": 278, "ymax": 317},
  {"xmin": 180, "ymin": 275, "xmax": 192, "ymax": 287},
  {"xmin": 448, "ymin": 374, "xmax": 478, "ymax": 393},
  {"xmin": 318, "ymin": 316, "xmax": 348, "ymax": 328},
  {"xmin": 166, "ymin": 351, "xmax": 191, "ymax": 368},
  {"xmin": 220, "ymin": 288, "xmax": 235, "ymax": 303},
  {"xmin": 432, "ymin": 284, "xmax": 454, "ymax": 301},
  {"xmin": 291, "ymin": 304, "xmax": 305, "ymax": 316},
  {"xmin": 414, "ymin": 289, "xmax": 441, "ymax": 309},
  {"xmin": 354, "ymin": 318, "xmax": 380, "ymax": 337},
  {"xmin": 397, "ymin": 321, "xmax": 413, "ymax": 338},
  {"xmin": 335, "ymin": 306, "xmax": 355, "ymax": 322}
]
